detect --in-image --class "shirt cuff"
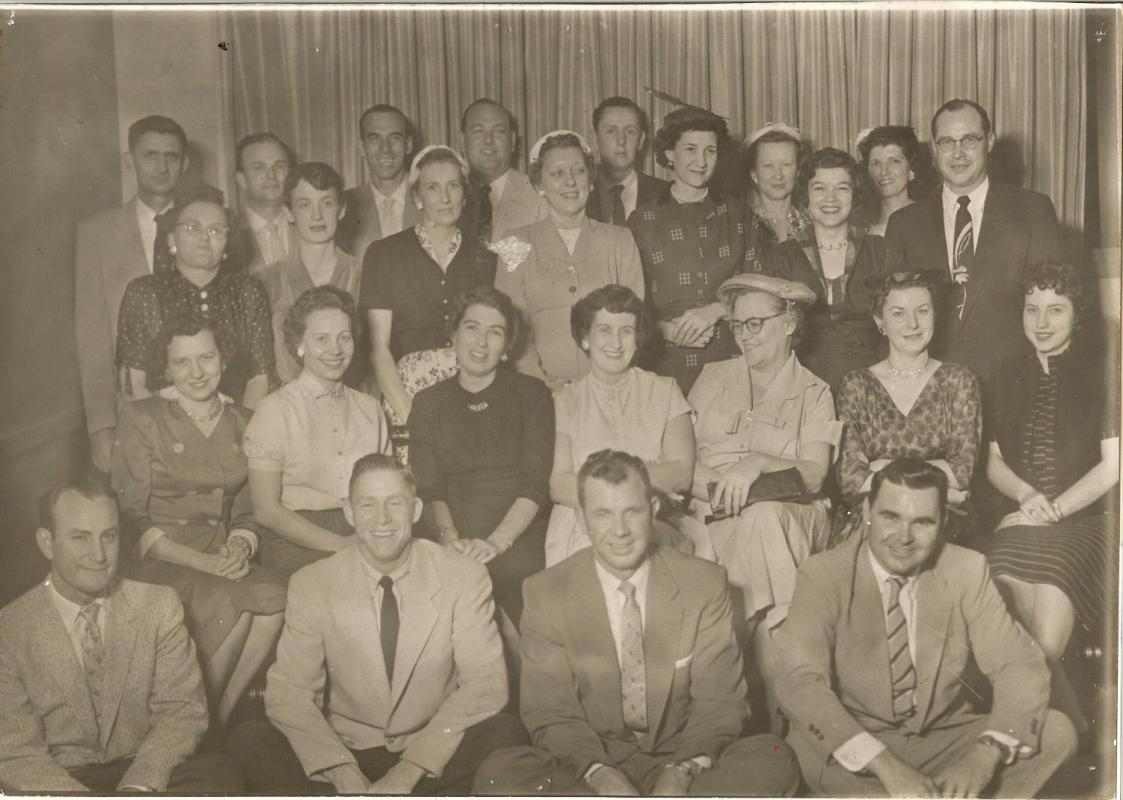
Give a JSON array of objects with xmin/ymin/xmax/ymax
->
[
  {"xmin": 583, "ymin": 762, "xmax": 606, "ymax": 781},
  {"xmin": 690, "ymin": 755, "xmax": 713, "ymax": 770},
  {"xmin": 137, "ymin": 526, "xmax": 167, "ymax": 560},
  {"xmin": 983, "ymin": 730, "xmax": 1027, "ymax": 764},
  {"xmin": 228, "ymin": 528, "xmax": 259, "ymax": 558},
  {"xmin": 833, "ymin": 732, "xmax": 887, "ymax": 772}
]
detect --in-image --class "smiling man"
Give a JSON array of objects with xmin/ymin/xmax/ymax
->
[
  {"xmin": 775, "ymin": 458, "xmax": 1076, "ymax": 797},
  {"xmin": 338, "ymin": 104, "xmax": 419, "ymax": 260},
  {"xmin": 587, "ymin": 97, "xmax": 670, "ymax": 226},
  {"xmin": 229, "ymin": 454, "xmax": 526, "ymax": 795},
  {"xmin": 257, "ymin": 162, "xmax": 365, "ymax": 385},
  {"xmin": 234, "ymin": 132, "xmax": 296, "ymax": 270},
  {"xmin": 476, "ymin": 450, "xmax": 799, "ymax": 796},
  {"xmin": 884, "ymin": 99, "xmax": 1061, "ymax": 383},
  {"xmin": 0, "ymin": 471, "xmax": 240, "ymax": 793}
]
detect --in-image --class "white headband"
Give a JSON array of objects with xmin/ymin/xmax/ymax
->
[
  {"xmin": 407, "ymin": 145, "xmax": 469, "ymax": 186},
  {"xmin": 528, "ymin": 130, "xmax": 591, "ymax": 165},
  {"xmin": 853, "ymin": 127, "xmax": 875, "ymax": 153},
  {"xmin": 744, "ymin": 122, "xmax": 802, "ymax": 148}
]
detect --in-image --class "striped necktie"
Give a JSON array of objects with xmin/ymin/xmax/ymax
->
[
  {"xmin": 78, "ymin": 603, "xmax": 106, "ymax": 723},
  {"xmin": 885, "ymin": 576, "xmax": 916, "ymax": 719}
]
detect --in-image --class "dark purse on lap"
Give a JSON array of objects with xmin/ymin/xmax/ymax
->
[{"xmin": 706, "ymin": 467, "xmax": 812, "ymax": 523}]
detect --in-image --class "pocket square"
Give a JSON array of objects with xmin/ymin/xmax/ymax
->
[{"xmin": 674, "ymin": 654, "xmax": 693, "ymax": 669}]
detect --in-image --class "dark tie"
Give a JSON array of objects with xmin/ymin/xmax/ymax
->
[
  {"xmin": 78, "ymin": 603, "xmax": 105, "ymax": 723},
  {"xmin": 885, "ymin": 577, "xmax": 916, "ymax": 719},
  {"xmin": 618, "ymin": 580, "xmax": 648, "ymax": 732},
  {"xmin": 610, "ymin": 184, "xmax": 627, "ymax": 226},
  {"xmin": 152, "ymin": 209, "xmax": 175, "ymax": 274},
  {"xmin": 951, "ymin": 195, "xmax": 973, "ymax": 319},
  {"xmin": 379, "ymin": 575, "xmax": 399, "ymax": 684},
  {"xmin": 476, "ymin": 184, "xmax": 493, "ymax": 244}
]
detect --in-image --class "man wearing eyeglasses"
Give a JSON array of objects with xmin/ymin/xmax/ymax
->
[{"xmin": 884, "ymin": 99, "xmax": 1060, "ymax": 385}]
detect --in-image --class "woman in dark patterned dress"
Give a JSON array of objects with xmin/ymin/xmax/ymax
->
[
  {"xmin": 628, "ymin": 107, "xmax": 761, "ymax": 394},
  {"xmin": 113, "ymin": 314, "xmax": 285, "ymax": 724},
  {"xmin": 408, "ymin": 286, "xmax": 554, "ymax": 628},
  {"xmin": 761, "ymin": 148, "xmax": 899, "ymax": 390},
  {"xmin": 835, "ymin": 272, "xmax": 981, "ymax": 543},
  {"xmin": 742, "ymin": 122, "xmax": 812, "ymax": 263},
  {"xmin": 987, "ymin": 263, "xmax": 1119, "ymax": 734},
  {"xmin": 116, "ymin": 185, "xmax": 278, "ymax": 409}
]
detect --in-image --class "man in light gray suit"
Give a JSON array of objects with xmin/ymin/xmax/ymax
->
[
  {"xmin": 338, "ymin": 104, "xmax": 420, "ymax": 260},
  {"xmin": 75, "ymin": 115, "xmax": 187, "ymax": 473},
  {"xmin": 0, "ymin": 471, "xmax": 241, "ymax": 793}
]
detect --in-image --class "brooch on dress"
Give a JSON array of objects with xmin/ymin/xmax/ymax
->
[
  {"xmin": 467, "ymin": 401, "xmax": 489, "ymax": 413},
  {"xmin": 487, "ymin": 236, "xmax": 532, "ymax": 272}
]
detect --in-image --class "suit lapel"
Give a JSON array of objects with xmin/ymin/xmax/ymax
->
[
  {"xmin": 98, "ymin": 582, "xmax": 139, "ymax": 747},
  {"xmin": 338, "ymin": 552, "xmax": 392, "ymax": 698},
  {"xmin": 640, "ymin": 551, "xmax": 682, "ymax": 750},
  {"xmin": 389, "ymin": 544, "xmax": 439, "ymax": 713},
  {"xmin": 31, "ymin": 585, "xmax": 102, "ymax": 741},
  {"xmin": 850, "ymin": 542, "xmax": 896, "ymax": 722},
  {"xmin": 959, "ymin": 188, "xmax": 1005, "ymax": 325},
  {"xmin": 923, "ymin": 194, "xmax": 948, "ymax": 273},
  {"xmin": 119, "ymin": 199, "xmax": 150, "ymax": 275},
  {"xmin": 566, "ymin": 551, "xmax": 626, "ymax": 733},
  {"xmin": 911, "ymin": 564, "xmax": 953, "ymax": 729}
]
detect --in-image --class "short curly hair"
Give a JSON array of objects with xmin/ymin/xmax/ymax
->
[
  {"xmin": 281, "ymin": 285, "xmax": 360, "ymax": 365},
  {"xmin": 1020, "ymin": 262, "xmax": 1092, "ymax": 333},
  {"xmin": 446, "ymin": 285, "xmax": 522, "ymax": 357},
  {"xmin": 858, "ymin": 126, "xmax": 929, "ymax": 201},
  {"xmin": 170, "ymin": 184, "xmax": 230, "ymax": 227},
  {"xmin": 527, "ymin": 133, "xmax": 596, "ymax": 188},
  {"xmin": 569, "ymin": 284, "xmax": 649, "ymax": 351},
  {"xmin": 794, "ymin": 147, "xmax": 867, "ymax": 213},
  {"xmin": 284, "ymin": 161, "xmax": 344, "ymax": 207},
  {"xmin": 871, "ymin": 271, "xmax": 938, "ymax": 318},
  {"xmin": 652, "ymin": 107, "xmax": 728, "ymax": 170},
  {"xmin": 149, "ymin": 313, "xmax": 232, "ymax": 380}
]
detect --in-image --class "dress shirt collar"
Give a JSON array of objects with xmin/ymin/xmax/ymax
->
[
  {"xmin": 358, "ymin": 543, "xmax": 413, "ymax": 591},
  {"xmin": 867, "ymin": 547, "xmax": 918, "ymax": 596},
  {"xmin": 371, "ymin": 178, "xmax": 409, "ymax": 208},
  {"xmin": 594, "ymin": 555, "xmax": 651, "ymax": 614},
  {"xmin": 758, "ymin": 351, "xmax": 814, "ymax": 403},
  {"xmin": 489, "ymin": 169, "xmax": 511, "ymax": 203},
  {"xmin": 244, "ymin": 205, "xmax": 286, "ymax": 233},
  {"xmin": 941, "ymin": 176, "xmax": 989, "ymax": 217},
  {"xmin": 135, "ymin": 197, "xmax": 167, "ymax": 272},
  {"xmin": 294, "ymin": 369, "xmax": 346, "ymax": 400},
  {"xmin": 46, "ymin": 577, "xmax": 106, "ymax": 636},
  {"xmin": 134, "ymin": 196, "xmax": 166, "ymax": 225}
]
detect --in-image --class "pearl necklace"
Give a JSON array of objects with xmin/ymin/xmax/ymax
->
[
  {"xmin": 178, "ymin": 398, "xmax": 223, "ymax": 422},
  {"xmin": 886, "ymin": 359, "xmax": 929, "ymax": 379},
  {"xmin": 817, "ymin": 240, "xmax": 847, "ymax": 252}
]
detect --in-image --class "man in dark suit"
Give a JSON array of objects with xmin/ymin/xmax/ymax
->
[
  {"xmin": 476, "ymin": 450, "xmax": 800, "ymax": 796},
  {"xmin": 884, "ymin": 99, "xmax": 1061, "ymax": 383},
  {"xmin": 586, "ymin": 97, "xmax": 670, "ymax": 226},
  {"xmin": 0, "ymin": 471, "xmax": 241, "ymax": 793},
  {"xmin": 75, "ymin": 115, "xmax": 188, "ymax": 473},
  {"xmin": 775, "ymin": 458, "xmax": 1076, "ymax": 797},
  {"xmin": 227, "ymin": 454, "xmax": 526, "ymax": 795},
  {"xmin": 337, "ymin": 104, "xmax": 419, "ymax": 260}
]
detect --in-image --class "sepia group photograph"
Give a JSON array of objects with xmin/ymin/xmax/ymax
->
[{"xmin": 0, "ymin": 2, "xmax": 1119, "ymax": 796}]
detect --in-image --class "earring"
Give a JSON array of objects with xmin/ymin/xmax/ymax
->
[
  {"xmin": 221, "ymin": 251, "xmax": 228, "ymax": 261},
  {"xmin": 876, "ymin": 325, "xmax": 885, "ymax": 336},
  {"xmin": 297, "ymin": 347, "xmax": 304, "ymax": 358},
  {"xmin": 169, "ymin": 244, "xmax": 177, "ymax": 255},
  {"xmin": 500, "ymin": 353, "xmax": 508, "ymax": 362}
]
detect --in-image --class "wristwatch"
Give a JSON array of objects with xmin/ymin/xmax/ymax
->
[{"xmin": 669, "ymin": 759, "xmax": 705, "ymax": 779}]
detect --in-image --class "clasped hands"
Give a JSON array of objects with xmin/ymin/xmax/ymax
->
[
  {"xmin": 869, "ymin": 743, "xmax": 1000, "ymax": 798},
  {"xmin": 443, "ymin": 528, "xmax": 513, "ymax": 564},
  {"xmin": 660, "ymin": 305, "xmax": 725, "ymax": 349},
  {"xmin": 202, "ymin": 534, "xmax": 252, "ymax": 580}
]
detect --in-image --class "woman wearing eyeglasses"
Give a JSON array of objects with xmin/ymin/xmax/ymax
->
[
  {"xmin": 834, "ymin": 272, "xmax": 981, "ymax": 544},
  {"xmin": 760, "ymin": 148, "xmax": 898, "ymax": 390},
  {"xmin": 117, "ymin": 185, "xmax": 278, "ymax": 408},
  {"xmin": 688, "ymin": 273, "xmax": 840, "ymax": 727}
]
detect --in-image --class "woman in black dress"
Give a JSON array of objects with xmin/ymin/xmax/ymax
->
[
  {"xmin": 760, "ymin": 147, "xmax": 898, "ymax": 389},
  {"xmin": 987, "ymin": 263, "xmax": 1119, "ymax": 733},
  {"xmin": 407, "ymin": 286, "xmax": 554, "ymax": 627}
]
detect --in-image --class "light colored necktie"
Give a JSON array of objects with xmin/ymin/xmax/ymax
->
[
  {"xmin": 951, "ymin": 196, "xmax": 973, "ymax": 318},
  {"xmin": 263, "ymin": 220, "xmax": 285, "ymax": 262},
  {"xmin": 78, "ymin": 603, "xmax": 106, "ymax": 719},
  {"xmin": 886, "ymin": 577, "xmax": 916, "ymax": 719},
  {"xmin": 618, "ymin": 580, "xmax": 648, "ymax": 732},
  {"xmin": 380, "ymin": 196, "xmax": 398, "ymax": 235}
]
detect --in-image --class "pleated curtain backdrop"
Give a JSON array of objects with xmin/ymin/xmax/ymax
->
[{"xmin": 223, "ymin": 6, "xmax": 1086, "ymax": 228}]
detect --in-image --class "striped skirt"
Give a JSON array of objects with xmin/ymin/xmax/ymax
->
[{"xmin": 988, "ymin": 511, "xmax": 1119, "ymax": 630}]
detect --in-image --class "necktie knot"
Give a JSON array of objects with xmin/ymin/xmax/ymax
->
[
  {"xmin": 79, "ymin": 602, "xmax": 101, "ymax": 627},
  {"xmin": 618, "ymin": 580, "xmax": 637, "ymax": 601},
  {"xmin": 610, "ymin": 184, "xmax": 625, "ymax": 197},
  {"xmin": 380, "ymin": 575, "xmax": 394, "ymax": 592},
  {"xmin": 957, "ymin": 195, "xmax": 970, "ymax": 211}
]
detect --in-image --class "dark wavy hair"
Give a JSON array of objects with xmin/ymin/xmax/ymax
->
[
  {"xmin": 127, "ymin": 115, "xmax": 186, "ymax": 153},
  {"xmin": 870, "ymin": 271, "xmax": 938, "ymax": 318},
  {"xmin": 869, "ymin": 457, "xmax": 949, "ymax": 523},
  {"xmin": 446, "ymin": 285, "xmax": 522, "ymax": 357},
  {"xmin": 795, "ymin": 147, "xmax": 867, "ymax": 213},
  {"xmin": 1020, "ymin": 262, "xmax": 1093, "ymax": 336},
  {"xmin": 282, "ymin": 285, "xmax": 360, "ymax": 364},
  {"xmin": 170, "ymin": 184, "xmax": 230, "ymax": 227},
  {"xmin": 149, "ymin": 313, "xmax": 233, "ymax": 381},
  {"xmin": 858, "ymin": 126, "xmax": 929, "ymax": 201},
  {"xmin": 570, "ymin": 284, "xmax": 649, "ymax": 351},
  {"xmin": 528, "ymin": 133, "xmax": 596, "ymax": 188},
  {"xmin": 284, "ymin": 161, "xmax": 344, "ymax": 207},
  {"xmin": 652, "ymin": 107, "xmax": 728, "ymax": 170}
]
